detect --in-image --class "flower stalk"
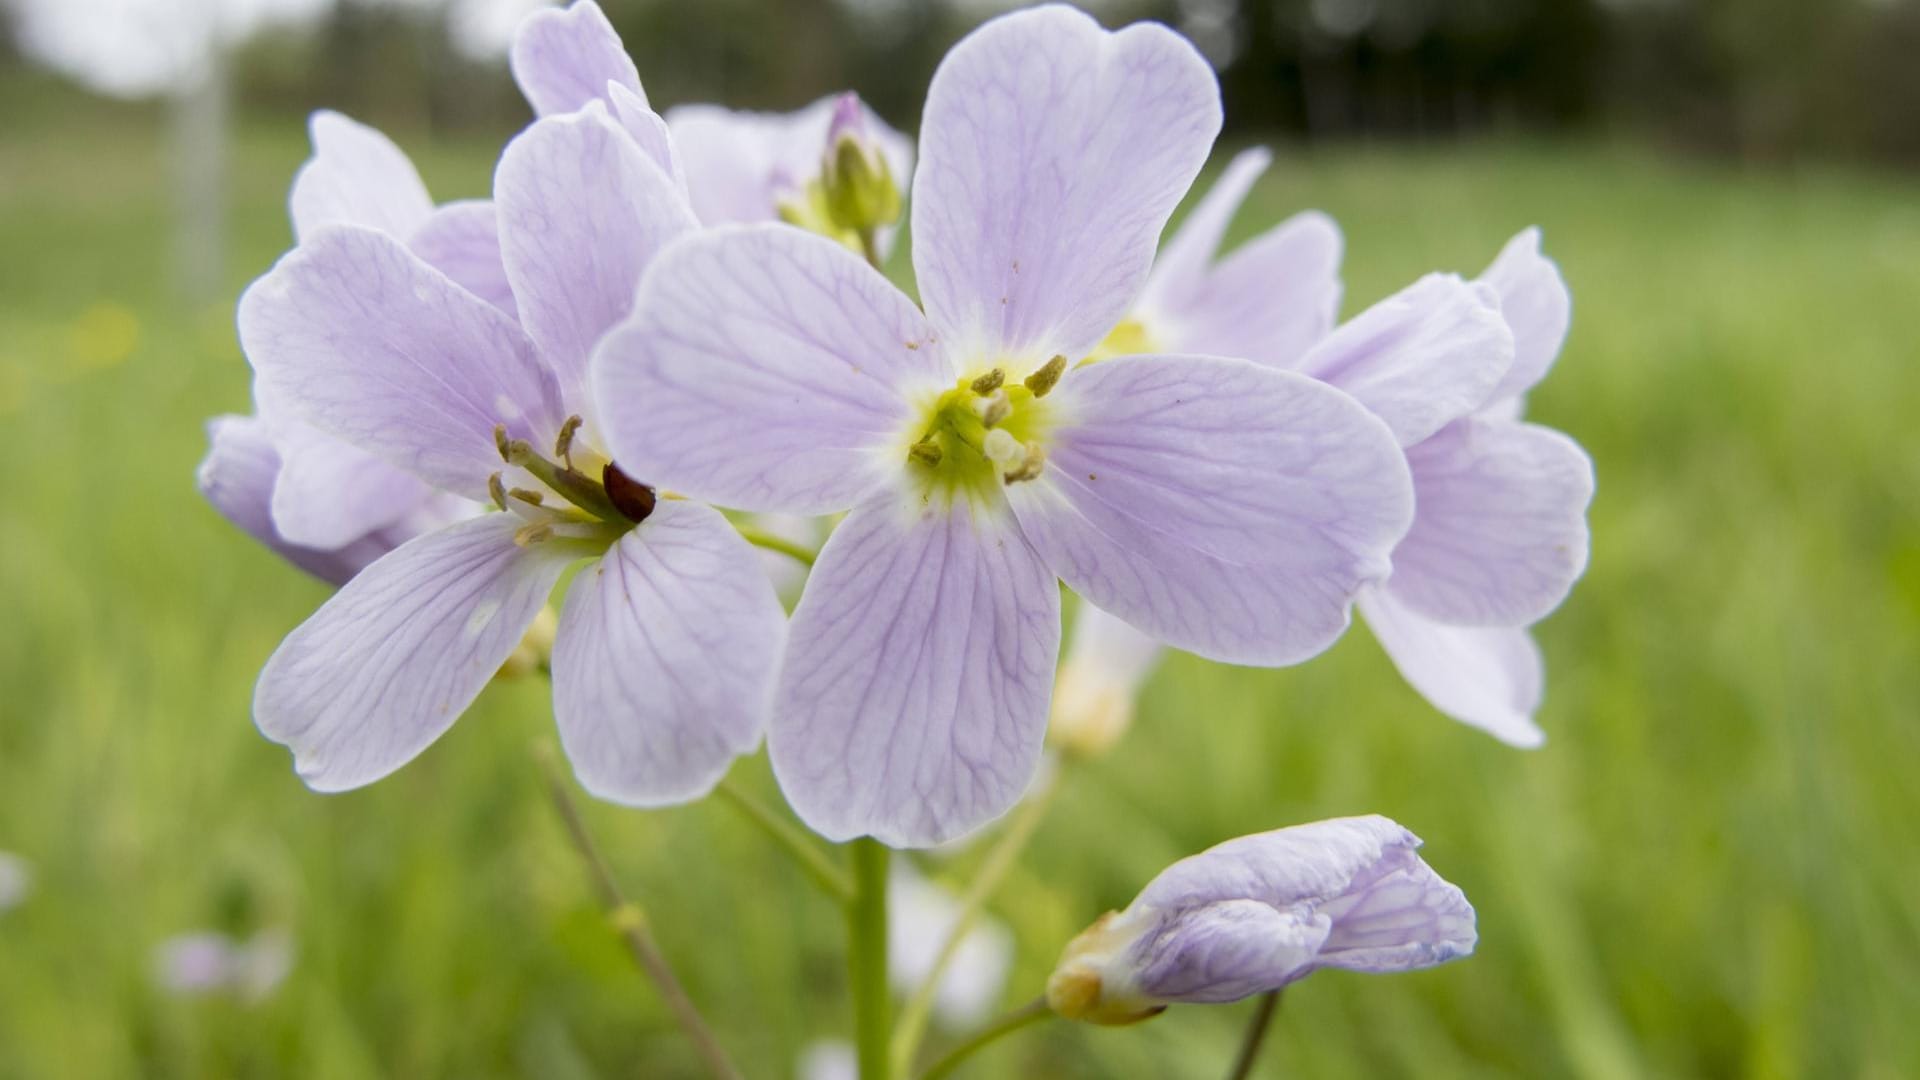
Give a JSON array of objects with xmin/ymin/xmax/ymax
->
[
  {"xmin": 714, "ymin": 776, "xmax": 851, "ymax": 901},
  {"xmin": 848, "ymin": 837, "xmax": 893, "ymax": 1080},
  {"xmin": 534, "ymin": 743, "xmax": 744, "ymax": 1080},
  {"xmin": 1225, "ymin": 990, "xmax": 1283, "ymax": 1080},
  {"xmin": 915, "ymin": 997, "xmax": 1053, "ymax": 1080}
]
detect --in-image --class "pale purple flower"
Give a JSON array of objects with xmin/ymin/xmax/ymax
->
[
  {"xmin": 0, "ymin": 851, "xmax": 31, "ymax": 913},
  {"xmin": 1087, "ymin": 151, "xmax": 1593, "ymax": 747},
  {"xmin": 889, "ymin": 863, "xmax": 1013, "ymax": 1029},
  {"xmin": 1047, "ymin": 816, "xmax": 1475, "ymax": 1024},
  {"xmin": 509, "ymin": 1, "xmax": 683, "ymax": 190},
  {"xmin": 153, "ymin": 928, "xmax": 294, "ymax": 1002},
  {"xmin": 199, "ymin": 109, "xmax": 507, "ymax": 582},
  {"xmin": 592, "ymin": 5, "xmax": 1412, "ymax": 847},
  {"xmin": 238, "ymin": 101, "xmax": 785, "ymax": 806}
]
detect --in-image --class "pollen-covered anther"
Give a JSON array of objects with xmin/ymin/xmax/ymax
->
[
  {"xmin": 909, "ymin": 439, "xmax": 943, "ymax": 467},
  {"xmin": 969, "ymin": 368, "xmax": 1005, "ymax": 395},
  {"xmin": 513, "ymin": 521, "xmax": 553, "ymax": 547},
  {"xmin": 554, "ymin": 414, "xmax": 583, "ymax": 465},
  {"xmin": 487, "ymin": 471, "xmax": 508, "ymax": 511},
  {"xmin": 977, "ymin": 389, "xmax": 1012, "ymax": 427},
  {"xmin": 508, "ymin": 487, "xmax": 545, "ymax": 507},
  {"xmin": 493, "ymin": 423, "xmax": 513, "ymax": 462},
  {"xmin": 985, "ymin": 428, "xmax": 1047, "ymax": 483},
  {"xmin": 1024, "ymin": 354, "xmax": 1067, "ymax": 397}
]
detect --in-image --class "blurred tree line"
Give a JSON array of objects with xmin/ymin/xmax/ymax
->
[{"xmin": 5, "ymin": 0, "xmax": 1919, "ymax": 165}]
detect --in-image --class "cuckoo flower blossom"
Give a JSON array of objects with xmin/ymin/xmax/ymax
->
[
  {"xmin": 1074, "ymin": 149, "xmax": 1592, "ymax": 747},
  {"xmin": 238, "ymin": 103, "xmax": 784, "ymax": 806},
  {"xmin": 200, "ymin": 110, "xmax": 509, "ymax": 583},
  {"xmin": 594, "ymin": 5, "xmax": 1412, "ymax": 846},
  {"xmin": 1047, "ymin": 816, "xmax": 1475, "ymax": 1024}
]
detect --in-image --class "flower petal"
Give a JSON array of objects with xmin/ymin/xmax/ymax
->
[
  {"xmin": 911, "ymin": 5, "xmax": 1221, "ymax": 361},
  {"xmin": 550, "ymin": 502, "xmax": 786, "ymax": 807},
  {"xmin": 254, "ymin": 515, "xmax": 574, "ymax": 791},
  {"xmin": 238, "ymin": 224, "xmax": 565, "ymax": 500},
  {"xmin": 1479, "ymin": 227, "xmax": 1570, "ymax": 404},
  {"xmin": 1133, "ymin": 900, "xmax": 1328, "ymax": 1003},
  {"xmin": 496, "ymin": 105, "xmax": 697, "ymax": 411},
  {"xmin": 288, "ymin": 111, "xmax": 433, "ymax": 242},
  {"xmin": 1139, "ymin": 148, "xmax": 1273, "ymax": 314},
  {"xmin": 594, "ymin": 225, "xmax": 946, "ymax": 514},
  {"xmin": 1139, "ymin": 815, "xmax": 1423, "ymax": 911},
  {"xmin": 769, "ymin": 493, "xmax": 1060, "ymax": 847},
  {"xmin": 605, "ymin": 82, "xmax": 686, "ymax": 192},
  {"xmin": 1359, "ymin": 587, "xmax": 1545, "ymax": 746},
  {"xmin": 664, "ymin": 96, "xmax": 914, "ymax": 230},
  {"xmin": 407, "ymin": 200, "xmax": 518, "ymax": 318},
  {"xmin": 1297, "ymin": 274, "xmax": 1513, "ymax": 448},
  {"xmin": 1389, "ymin": 418, "xmax": 1594, "ymax": 626},
  {"xmin": 1151, "ymin": 207, "xmax": 1343, "ymax": 371},
  {"xmin": 1006, "ymin": 356, "xmax": 1412, "ymax": 666},
  {"xmin": 508, "ymin": 0, "xmax": 640, "ymax": 117},
  {"xmin": 269, "ymin": 420, "xmax": 433, "ymax": 550},
  {"xmin": 198, "ymin": 414, "xmax": 385, "ymax": 585}
]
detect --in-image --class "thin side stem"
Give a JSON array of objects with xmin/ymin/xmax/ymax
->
[
  {"xmin": 535, "ymin": 744, "xmax": 744, "ymax": 1080},
  {"xmin": 890, "ymin": 768, "xmax": 1063, "ymax": 1073},
  {"xmin": 915, "ymin": 997, "xmax": 1053, "ymax": 1080},
  {"xmin": 735, "ymin": 524, "xmax": 817, "ymax": 566},
  {"xmin": 1225, "ymin": 990, "xmax": 1283, "ymax": 1080},
  {"xmin": 848, "ymin": 838, "xmax": 893, "ymax": 1080},
  {"xmin": 858, "ymin": 226, "xmax": 885, "ymax": 272},
  {"xmin": 714, "ymin": 777, "xmax": 853, "ymax": 902}
]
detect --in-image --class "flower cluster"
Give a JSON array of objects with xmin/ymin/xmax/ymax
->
[{"xmin": 201, "ymin": 0, "xmax": 1594, "ymax": 1056}]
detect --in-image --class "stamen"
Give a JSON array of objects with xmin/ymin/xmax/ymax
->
[
  {"xmin": 970, "ymin": 368, "xmax": 1005, "ymax": 395},
  {"xmin": 488, "ymin": 471, "xmax": 508, "ymax": 512},
  {"xmin": 977, "ymin": 389, "xmax": 1012, "ymax": 427},
  {"xmin": 554, "ymin": 415, "xmax": 583, "ymax": 467},
  {"xmin": 983, "ymin": 428, "xmax": 1023, "ymax": 472},
  {"xmin": 909, "ymin": 439, "xmax": 944, "ymax": 467},
  {"xmin": 509, "ymin": 488, "xmax": 545, "ymax": 507},
  {"xmin": 1004, "ymin": 443, "xmax": 1047, "ymax": 484},
  {"xmin": 514, "ymin": 521, "xmax": 553, "ymax": 547},
  {"xmin": 494, "ymin": 423, "xmax": 512, "ymax": 462},
  {"xmin": 1024, "ymin": 355, "xmax": 1067, "ymax": 397}
]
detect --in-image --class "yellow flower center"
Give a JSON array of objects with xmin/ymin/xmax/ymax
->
[{"xmin": 903, "ymin": 362, "xmax": 1061, "ymax": 504}]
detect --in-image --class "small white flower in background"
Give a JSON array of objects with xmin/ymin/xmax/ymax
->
[
  {"xmin": 1050, "ymin": 606, "xmax": 1169, "ymax": 758},
  {"xmin": 889, "ymin": 863, "xmax": 1013, "ymax": 1029},
  {"xmin": 153, "ymin": 928, "xmax": 294, "ymax": 1003},
  {"xmin": 0, "ymin": 852, "xmax": 32, "ymax": 913},
  {"xmin": 796, "ymin": 1039, "xmax": 857, "ymax": 1080},
  {"xmin": 1047, "ymin": 816, "xmax": 1474, "ymax": 1025}
]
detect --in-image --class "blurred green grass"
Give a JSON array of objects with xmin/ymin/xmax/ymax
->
[{"xmin": 2, "ymin": 90, "xmax": 1918, "ymax": 1078}]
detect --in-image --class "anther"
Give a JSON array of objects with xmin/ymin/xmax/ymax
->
[
  {"xmin": 488, "ymin": 471, "xmax": 509, "ymax": 511},
  {"xmin": 1024, "ymin": 355, "xmax": 1067, "ymax": 397},
  {"xmin": 514, "ymin": 522, "xmax": 554, "ymax": 547},
  {"xmin": 1005, "ymin": 443, "xmax": 1047, "ymax": 484},
  {"xmin": 494, "ymin": 423, "xmax": 512, "ymax": 462},
  {"xmin": 970, "ymin": 368, "xmax": 1005, "ymax": 395},
  {"xmin": 554, "ymin": 415, "xmax": 583, "ymax": 466},
  {"xmin": 909, "ymin": 439, "xmax": 944, "ymax": 467},
  {"xmin": 602, "ymin": 463, "xmax": 658, "ymax": 523},
  {"xmin": 509, "ymin": 488, "xmax": 545, "ymax": 507},
  {"xmin": 978, "ymin": 389, "xmax": 1012, "ymax": 427}
]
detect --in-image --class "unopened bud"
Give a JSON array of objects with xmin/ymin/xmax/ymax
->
[{"xmin": 820, "ymin": 93, "xmax": 902, "ymax": 234}]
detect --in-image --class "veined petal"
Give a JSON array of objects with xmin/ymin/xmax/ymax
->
[
  {"xmin": 1139, "ymin": 815, "xmax": 1425, "ymax": 911},
  {"xmin": 254, "ymin": 515, "xmax": 575, "ymax": 791},
  {"xmin": 268, "ymin": 420, "xmax": 432, "ymax": 550},
  {"xmin": 1359, "ymin": 587, "xmax": 1544, "ymax": 746},
  {"xmin": 1152, "ymin": 209, "xmax": 1343, "ymax": 372},
  {"xmin": 1479, "ymin": 227, "xmax": 1570, "ymax": 404},
  {"xmin": 770, "ymin": 492, "xmax": 1060, "ymax": 847},
  {"xmin": 509, "ymin": 0, "xmax": 641, "ymax": 117},
  {"xmin": 664, "ymin": 96, "xmax": 914, "ymax": 230},
  {"xmin": 408, "ymin": 200, "xmax": 518, "ymax": 318},
  {"xmin": 1298, "ymin": 274, "xmax": 1513, "ymax": 448},
  {"xmin": 594, "ymin": 225, "xmax": 947, "ymax": 515},
  {"xmin": 1140, "ymin": 148, "xmax": 1272, "ymax": 314},
  {"xmin": 911, "ymin": 5, "xmax": 1221, "ymax": 362},
  {"xmin": 496, "ymin": 105, "xmax": 697, "ymax": 411},
  {"xmin": 238, "ymin": 225, "xmax": 565, "ymax": 501},
  {"xmin": 1006, "ymin": 356, "xmax": 1412, "ymax": 666},
  {"xmin": 288, "ymin": 111, "xmax": 433, "ymax": 242},
  {"xmin": 1134, "ymin": 900, "xmax": 1328, "ymax": 1003},
  {"xmin": 606, "ymin": 82, "xmax": 686, "ymax": 194},
  {"xmin": 550, "ymin": 502, "xmax": 786, "ymax": 807},
  {"xmin": 198, "ymin": 414, "xmax": 386, "ymax": 586},
  {"xmin": 1389, "ymin": 418, "xmax": 1594, "ymax": 626}
]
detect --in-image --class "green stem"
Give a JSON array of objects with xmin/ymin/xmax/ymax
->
[
  {"xmin": 848, "ymin": 838, "xmax": 893, "ymax": 1080},
  {"xmin": 1225, "ymin": 990, "xmax": 1283, "ymax": 1080},
  {"xmin": 714, "ymin": 777, "xmax": 853, "ymax": 902},
  {"xmin": 858, "ymin": 226, "xmax": 884, "ymax": 272},
  {"xmin": 890, "ymin": 767, "xmax": 1063, "ymax": 1073},
  {"xmin": 534, "ymin": 744, "xmax": 744, "ymax": 1080},
  {"xmin": 915, "ymin": 998, "xmax": 1052, "ymax": 1080},
  {"xmin": 734, "ymin": 524, "xmax": 817, "ymax": 566}
]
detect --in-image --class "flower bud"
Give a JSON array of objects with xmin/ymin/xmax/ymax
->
[
  {"xmin": 1047, "ymin": 816, "xmax": 1476, "ymax": 1023},
  {"xmin": 820, "ymin": 93, "xmax": 903, "ymax": 235}
]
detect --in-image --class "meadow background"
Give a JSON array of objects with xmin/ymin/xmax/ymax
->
[{"xmin": 4, "ymin": 2, "xmax": 1920, "ymax": 1078}]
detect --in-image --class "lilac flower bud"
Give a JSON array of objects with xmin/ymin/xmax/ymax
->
[
  {"xmin": 1047, "ymin": 816, "xmax": 1476, "ymax": 1024},
  {"xmin": 819, "ymin": 92, "xmax": 901, "ymax": 234}
]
